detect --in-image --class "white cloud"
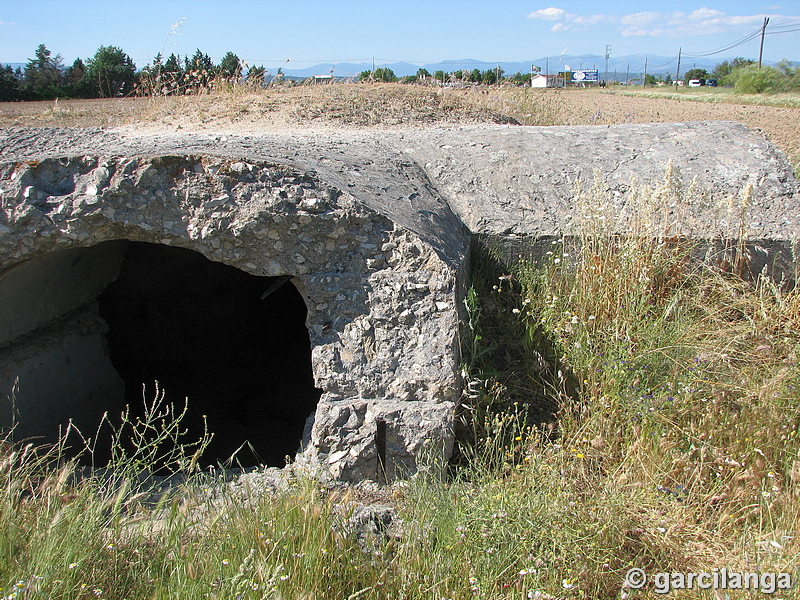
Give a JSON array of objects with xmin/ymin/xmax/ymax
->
[
  {"xmin": 688, "ymin": 7, "xmax": 726, "ymax": 21},
  {"xmin": 574, "ymin": 14, "xmax": 615, "ymax": 25},
  {"xmin": 528, "ymin": 6, "xmax": 798, "ymax": 37},
  {"xmin": 620, "ymin": 12, "xmax": 661, "ymax": 27},
  {"xmin": 527, "ymin": 7, "xmax": 613, "ymax": 31},
  {"xmin": 528, "ymin": 7, "xmax": 568, "ymax": 20},
  {"xmin": 621, "ymin": 9, "xmax": 777, "ymax": 37}
]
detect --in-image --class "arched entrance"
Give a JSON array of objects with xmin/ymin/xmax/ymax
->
[{"xmin": 0, "ymin": 240, "xmax": 321, "ymax": 468}]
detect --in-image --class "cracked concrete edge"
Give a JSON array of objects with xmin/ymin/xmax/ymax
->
[
  {"xmin": 2, "ymin": 121, "xmax": 797, "ymax": 242},
  {"xmin": 399, "ymin": 121, "xmax": 800, "ymax": 240},
  {"xmin": 0, "ymin": 144, "xmax": 467, "ymax": 482},
  {"xmin": 0, "ymin": 122, "xmax": 798, "ymax": 482},
  {"xmin": 0, "ymin": 126, "xmax": 471, "ymax": 268}
]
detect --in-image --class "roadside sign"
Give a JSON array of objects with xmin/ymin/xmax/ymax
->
[{"xmin": 571, "ymin": 69, "xmax": 599, "ymax": 82}]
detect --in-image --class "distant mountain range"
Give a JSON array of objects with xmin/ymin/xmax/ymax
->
[
  {"xmin": 3, "ymin": 54, "xmax": 780, "ymax": 81},
  {"xmin": 278, "ymin": 54, "xmax": 762, "ymax": 79}
]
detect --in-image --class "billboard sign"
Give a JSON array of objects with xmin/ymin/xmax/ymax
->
[{"xmin": 571, "ymin": 69, "xmax": 599, "ymax": 82}]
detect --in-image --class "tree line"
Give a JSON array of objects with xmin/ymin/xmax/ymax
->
[
  {"xmin": 360, "ymin": 58, "xmax": 800, "ymax": 93},
  {"xmin": 2, "ymin": 44, "xmax": 798, "ymax": 102},
  {"xmin": 0, "ymin": 44, "xmax": 266, "ymax": 101},
  {"xmin": 1, "ymin": 44, "xmax": 136, "ymax": 101},
  {"xmin": 640, "ymin": 57, "xmax": 800, "ymax": 92},
  {"xmin": 358, "ymin": 66, "xmax": 532, "ymax": 86}
]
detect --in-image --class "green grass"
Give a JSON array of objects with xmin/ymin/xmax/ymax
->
[
  {"xmin": 2, "ymin": 169, "xmax": 800, "ymax": 599},
  {"xmin": 605, "ymin": 85, "xmax": 800, "ymax": 109},
  {"xmin": 458, "ymin": 169, "xmax": 800, "ymax": 597}
]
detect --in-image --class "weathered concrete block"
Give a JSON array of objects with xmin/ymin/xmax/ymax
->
[{"xmin": 0, "ymin": 122, "xmax": 796, "ymax": 480}]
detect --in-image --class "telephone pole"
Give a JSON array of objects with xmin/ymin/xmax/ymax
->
[
  {"xmin": 675, "ymin": 48, "xmax": 682, "ymax": 88},
  {"xmin": 643, "ymin": 57, "xmax": 648, "ymax": 87},
  {"xmin": 758, "ymin": 17, "xmax": 770, "ymax": 68},
  {"xmin": 604, "ymin": 44, "xmax": 610, "ymax": 85}
]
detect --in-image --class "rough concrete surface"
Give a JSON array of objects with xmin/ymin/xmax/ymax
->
[{"xmin": 0, "ymin": 122, "xmax": 797, "ymax": 481}]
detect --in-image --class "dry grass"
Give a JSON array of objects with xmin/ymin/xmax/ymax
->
[
  {"xmin": 0, "ymin": 84, "xmax": 567, "ymax": 130},
  {"xmin": 609, "ymin": 86, "xmax": 800, "ymax": 109},
  {"xmin": 1, "ymin": 83, "xmax": 797, "ymax": 174},
  {"xmin": 2, "ymin": 84, "xmax": 800, "ymax": 599},
  {"xmin": 461, "ymin": 168, "xmax": 800, "ymax": 597}
]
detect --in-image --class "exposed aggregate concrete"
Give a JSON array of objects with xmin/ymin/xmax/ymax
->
[{"xmin": 0, "ymin": 122, "xmax": 796, "ymax": 481}]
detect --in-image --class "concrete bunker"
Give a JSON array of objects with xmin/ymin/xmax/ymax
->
[
  {"xmin": 0, "ymin": 239, "xmax": 320, "ymax": 467},
  {"xmin": 0, "ymin": 143, "xmax": 467, "ymax": 481},
  {"xmin": 0, "ymin": 123, "xmax": 796, "ymax": 481}
]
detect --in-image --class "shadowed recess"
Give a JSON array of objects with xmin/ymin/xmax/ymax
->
[
  {"xmin": 97, "ymin": 241, "xmax": 321, "ymax": 468},
  {"xmin": 0, "ymin": 240, "xmax": 320, "ymax": 469}
]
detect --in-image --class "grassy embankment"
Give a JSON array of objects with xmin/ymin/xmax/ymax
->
[
  {"xmin": 0, "ymin": 84, "xmax": 568, "ymax": 129},
  {"xmin": 606, "ymin": 85, "xmax": 800, "ymax": 109}
]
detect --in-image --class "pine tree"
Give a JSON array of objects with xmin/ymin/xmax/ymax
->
[
  {"xmin": 0, "ymin": 65, "xmax": 23, "ymax": 101},
  {"xmin": 23, "ymin": 44, "xmax": 64, "ymax": 97},
  {"xmin": 218, "ymin": 52, "xmax": 241, "ymax": 80},
  {"xmin": 86, "ymin": 46, "xmax": 137, "ymax": 97}
]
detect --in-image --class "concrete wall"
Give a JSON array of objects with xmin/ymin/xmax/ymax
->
[
  {"xmin": 0, "ymin": 123, "xmax": 796, "ymax": 480},
  {"xmin": 0, "ymin": 242, "xmax": 128, "ymax": 346},
  {"xmin": 0, "ymin": 150, "xmax": 467, "ymax": 479},
  {"xmin": 0, "ymin": 242, "xmax": 129, "ymax": 442},
  {"xmin": 0, "ymin": 305, "xmax": 125, "ymax": 444}
]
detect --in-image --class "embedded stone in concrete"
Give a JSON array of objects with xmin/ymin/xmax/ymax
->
[
  {"xmin": 0, "ymin": 135, "xmax": 468, "ymax": 479},
  {"xmin": 401, "ymin": 121, "xmax": 800, "ymax": 240},
  {"xmin": 0, "ymin": 123, "xmax": 797, "ymax": 480}
]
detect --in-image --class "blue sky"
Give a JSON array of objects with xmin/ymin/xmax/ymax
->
[{"xmin": 1, "ymin": 1, "xmax": 798, "ymax": 69}]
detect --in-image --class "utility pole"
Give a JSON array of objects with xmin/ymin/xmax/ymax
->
[
  {"xmin": 758, "ymin": 17, "xmax": 770, "ymax": 68},
  {"xmin": 643, "ymin": 57, "xmax": 648, "ymax": 87},
  {"xmin": 675, "ymin": 48, "xmax": 682, "ymax": 88},
  {"xmin": 625, "ymin": 64, "xmax": 629, "ymax": 85}
]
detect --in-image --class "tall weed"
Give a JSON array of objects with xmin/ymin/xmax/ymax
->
[{"xmin": 458, "ymin": 166, "xmax": 800, "ymax": 596}]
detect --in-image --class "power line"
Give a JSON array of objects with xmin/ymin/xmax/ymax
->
[
  {"xmin": 682, "ymin": 18, "xmax": 799, "ymax": 59},
  {"xmin": 650, "ymin": 54, "xmax": 680, "ymax": 69},
  {"xmin": 767, "ymin": 26, "xmax": 800, "ymax": 34},
  {"xmin": 683, "ymin": 28, "xmax": 763, "ymax": 57},
  {"xmin": 767, "ymin": 16, "xmax": 800, "ymax": 28}
]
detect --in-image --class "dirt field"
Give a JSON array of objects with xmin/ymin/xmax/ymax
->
[{"xmin": 0, "ymin": 85, "xmax": 797, "ymax": 171}]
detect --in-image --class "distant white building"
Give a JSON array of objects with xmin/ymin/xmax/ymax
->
[{"xmin": 531, "ymin": 74, "xmax": 550, "ymax": 88}]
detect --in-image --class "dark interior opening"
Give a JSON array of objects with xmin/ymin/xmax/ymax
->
[{"xmin": 97, "ymin": 241, "xmax": 321, "ymax": 468}]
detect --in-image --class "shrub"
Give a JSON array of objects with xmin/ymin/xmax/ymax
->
[
  {"xmin": 85, "ymin": 46, "xmax": 137, "ymax": 98},
  {"xmin": 0, "ymin": 65, "xmax": 24, "ymax": 101},
  {"xmin": 731, "ymin": 64, "xmax": 784, "ymax": 93}
]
